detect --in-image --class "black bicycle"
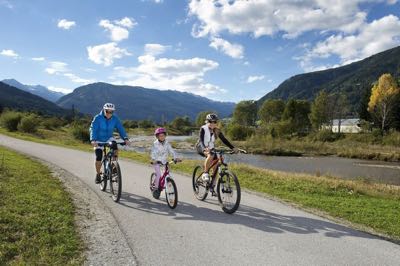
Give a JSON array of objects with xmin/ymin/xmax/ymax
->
[
  {"xmin": 192, "ymin": 148, "xmax": 246, "ymax": 214},
  {"xmin": 97, "ymin": 140, "xmax": 126, "ymax": 202}
]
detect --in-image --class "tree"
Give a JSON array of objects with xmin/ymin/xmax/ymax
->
[
  {"xmin": 309, "ymin": 91, "xmax": 330, "ymax": 130},
  {"xmin": 331, "ymin": 92, "xmax": 350, "ymax": 133},
  {"xmin": 232, "ymin": 100, "xmax": 257, "ymax": 127},
  {"xmin": 282, "ymin": 99, "xmax": 311, "ymax": 135},
  {"xmin": 258, "ymin": 99, "xmax": 285, "ymax": 125},
  {"xmin": 358, "ymin": 85, "xmax": 372, "ymax": 122},
  {"xmin": 368, "ymin": 73, "xmax": 400, "ymax": 131}
]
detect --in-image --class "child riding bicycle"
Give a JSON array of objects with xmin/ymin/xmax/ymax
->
[{"xmin": 150, "ymin": 127, "xmax": 180, "ymax": 198}]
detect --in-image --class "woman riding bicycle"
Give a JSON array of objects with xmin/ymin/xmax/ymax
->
[
  {"xmin": 90, "ymin": 103, "xmax": 130, "ymax": 184},
  {"xmin": 196, "ymin": 113, "xmax": 238, "ymax": 192}
]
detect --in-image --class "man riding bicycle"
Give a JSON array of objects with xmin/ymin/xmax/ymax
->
[
  {"xmin": 196, "ymin": 113, "xmax": 238, "ymax": 194},
  {"xmin": 90, "ymin": 103, "xmax": 130, "ymax": 184}
]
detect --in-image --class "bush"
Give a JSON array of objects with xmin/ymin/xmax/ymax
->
[
  {"xmin": 382, "ymin": 131, "xmax": 400, "ymax": 146},
  {"xmin": 42, "ymin": 117, "xmax": 64, "ymax": 130},
  {"xmin": 0, "ymin": 111, "xmax": 22, "ymax": 131},
  {"xmin": 271, "ymin": 120, "xmax": 293, "ymax": 137},
  {"xmin": 312, "ymin": 129, "xmax": 343, "ymax": 142},
  {"xmin": 227, "ymin": 124, "xmax": 254, "ymax": 141},
  {"xmin": 18, "ymin": 115, "xmax": 39, "ymax": 133},
  {"xmin": 71, "ymin": 124, "xmax": 90, "ymax": 142}
]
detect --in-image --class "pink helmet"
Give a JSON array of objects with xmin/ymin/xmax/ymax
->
[{"xmin": 154, "ymin": 127, "xmax": 167, "ymax": 136}]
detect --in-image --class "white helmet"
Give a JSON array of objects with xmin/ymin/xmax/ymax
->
[{"xmin": 103, "ymin": 103, "xmax": 115, "ymax": 111}]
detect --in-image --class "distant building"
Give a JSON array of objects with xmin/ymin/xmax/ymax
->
[{"xmin": 330, "ymin": 118, "xmax": 361, "ymax": 133}]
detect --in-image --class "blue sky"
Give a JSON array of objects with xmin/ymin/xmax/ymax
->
[{"xmin": 1, "ymin": 0, "xmax": 399, "ymax": 102}]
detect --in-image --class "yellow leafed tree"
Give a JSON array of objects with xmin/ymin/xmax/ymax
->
[{"xmin": 368, "ymin": 73, "xmax": 399, "ymax": 131}]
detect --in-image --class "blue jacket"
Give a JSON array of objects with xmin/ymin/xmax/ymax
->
[{"xmin": 89, "ymin": 110, "xmax": 127, "ymax": 142}]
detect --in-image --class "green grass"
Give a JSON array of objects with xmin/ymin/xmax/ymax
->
[
  {"xmin": 0, "ymin": 146, "xmax": 84, "ymax": 265},
  {"xmin": 1, "ymin": 127, "xmax": 400, "ymax": 241}
]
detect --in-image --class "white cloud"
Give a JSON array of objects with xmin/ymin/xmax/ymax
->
[
  {"xmin": 144, "ymin": 43, "xmax": 170, "ymax": 56},
  {"xmin": 48, "ymin": 86, "xmax": 73, "ymax": 94},
  {"xmin": 209, "ymin": 37, "xmax": 244, "ymax": 59},
  {"xmin": 1, "ymin": 49, "xmax": 18, "ymax": 58},
  {"xmin": 247, "ymin": 75, "xmax": 265, "ymax": 83},
  {"xmin": 45, "ymin": 61, "xmax": 69, "ymax": 74},
  {"xmin": 0, "ymin": 0, "xmax": 13, "ymax": 9},
  {"xmin": 57, "ymin": 19, "xmax": 76, "ymax": 30},
  {"xmin": 87, "ymin": 42, "xmax": 131, "ymax": 66},
  {"xmin": 32, "ymin": 57, "xmax": 45, "ymax": 61},
  {"xmin": 110, "ymin": 52, "xmax": 222, "ymax": 96},
  {"xmin": 63, "ymin": 73, "xmax": 96, "ymax": 84},
  {"xmin": 188, "ymin": 0, "xmax": 391, "ymax": 39},
  {"xmin": 99, "ymin": 17, "xmax": 137, "ymax": 42},
  {"xmin": 299, "ymin": 15, "xmax": 400, "ymax": 70}
]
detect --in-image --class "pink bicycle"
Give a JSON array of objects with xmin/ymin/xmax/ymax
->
[{"xmin": 150, "ymin": 160, "xmax": 180, "ymax": 209}]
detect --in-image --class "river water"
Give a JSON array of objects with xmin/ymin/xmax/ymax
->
[{"xmin": 128, "ymin": 136, "xmax": 400, "ymax": 186}]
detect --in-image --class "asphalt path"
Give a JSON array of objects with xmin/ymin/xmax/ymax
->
[{"xmin": 1, "ymin": 134, "xmax": 399, "ymax": 266}]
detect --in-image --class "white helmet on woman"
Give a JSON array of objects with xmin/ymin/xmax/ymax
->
[{"xmin": 103, "ymin": 103, "xmax": 115, "ymax": 111}]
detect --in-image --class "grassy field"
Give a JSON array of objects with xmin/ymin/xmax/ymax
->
[
  {"xmin": 1, "ymin": 127, "xmax": 400, "ymax": 241},
  {"xmin": 0, "ymin": 146, "xmax": 84, "ymax": 265}
]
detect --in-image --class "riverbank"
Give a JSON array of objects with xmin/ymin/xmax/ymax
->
[{"xmin": 0, "ymin": 127, "xmax": 399, "ymax": 241}]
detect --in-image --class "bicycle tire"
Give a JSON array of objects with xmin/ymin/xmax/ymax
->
[
  {"xmin": 217, "ymin": 171, "xmax": 241, "ymax": 214},
  {"xmin": 110, "ymin": 161, "xmax": 122, "ymax": 202},
  {"xmin": 165, "ymin": 177, "xmax": 178, "ymax": 209},
  {"xmin": 192, "ymin": 165, "xmax": 208, "ymax": 201},
  {"xmin": 99, "ymin": 161, "xmax": 107, "ymax": 191}
]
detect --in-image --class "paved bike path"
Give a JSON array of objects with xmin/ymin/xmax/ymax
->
[{"xmin": 1, "ymin": 134, "xmax": 399, "ymax": 266}]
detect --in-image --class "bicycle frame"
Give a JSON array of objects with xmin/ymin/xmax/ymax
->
[{"xmin": 156, "ymin": 163, "xmax": 171, "ymax": 191}]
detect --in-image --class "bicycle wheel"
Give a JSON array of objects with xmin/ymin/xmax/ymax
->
[
  {"xmin": 150, "ymin": 173, "xmax": 156, "ymax": 192},
  {"xmin": 192, "ymin": 165, "xmax": 208, "ymax": 201},
  {"xmin": 165, "ymin": 177, "xmax": 178, "ymax": 209},
  {"xmin": 217, "ymin": 171, "xmax": 241, "ymax": 214},
  {"xmin": 109, "ymin": 161, "xmax": 122, "ymax": 202},
  {"xmin": 99, "ymin": 161, "xmax": 107, "ymax": 191}
]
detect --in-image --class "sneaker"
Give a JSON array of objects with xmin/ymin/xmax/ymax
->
[
  {"xmin": 152, "ymin": 189, "xmax": 161, "ymax": 199},
  {"xmin": 210, "ymin": 186, "xmax": 217, "ymax": 197},
  {"xmin": 95, "ymin": 173, "xmax": 101, "ymax": 184},
  {"xmin": 202, "ymin": 172, "xmax": 210, "ymax": 182}
]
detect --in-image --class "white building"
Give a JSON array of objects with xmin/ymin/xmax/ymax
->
[{"xmin": 331, "ymin": 118, "xmax": 361, "ymax": 133}]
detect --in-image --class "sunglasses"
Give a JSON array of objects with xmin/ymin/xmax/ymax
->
[
  {"xmin": 105, "ymin": 110, "xmax": 114, "ymax": 114},
  {"xmin": 209, "ymin": 121, "xmax": 217, "ymax": 124}
]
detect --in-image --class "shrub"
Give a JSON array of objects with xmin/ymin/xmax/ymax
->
[
  {"xmin": 382, "ymin": 131, "xmax": 400, "ymax": 146},
  {"xmin": 71, "ymin": 124, "xmax": 90, "ymax": 142},
  {"xmin": 312, "ymin": 129, "xmax": 343, "ymax": 142},
  {"xmin": 42, "ymin": 117, "xmax": 64, "ymax": 130},
  {"xmin": 227, "ymin": 124, "xmax": 254, "ymax": 141},
  {"xmin": 0, "ymin": 111, "xmax": 22, "ymax": 131},
  {"xmin": 18, "ymin": 115, "xmax": 39, "ymax": 133}
]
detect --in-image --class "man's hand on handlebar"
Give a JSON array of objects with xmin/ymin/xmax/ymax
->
[{"xmin": 91, "ymin": 141, "xmax": 98, "ymax": 147}]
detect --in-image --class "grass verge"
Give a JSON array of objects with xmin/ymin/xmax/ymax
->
[
  {"xmin": 1, "ymin": 128, "xmax": 400, "ymax": 241},
  {"xmin": 0, "ymin": 146, "xmax": 84, "ymax": 265}
]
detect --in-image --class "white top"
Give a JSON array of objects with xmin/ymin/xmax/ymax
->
[{"xmin": 150, "ymin": 139, "xmax": 176, "ymax": 164}]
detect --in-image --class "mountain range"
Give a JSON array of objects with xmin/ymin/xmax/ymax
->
[
  {"xmin": 57, "ymin": 83, "xmax": 235, "ymax": 122},
  {"xmin": 1, "ymin": 79, "xmax": 65, "ymax": 102},
  {"xmin": 258, "ymin": 45, "xmax": 400, "ymax": 111},
  {"xmin": 0, "ymin": 81, "xmax": 67, "ymax": 115}
]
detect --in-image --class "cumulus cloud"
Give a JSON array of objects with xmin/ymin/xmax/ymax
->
[
  {"xmin": 188, "ymin": 0, "xmax": 392, "ymax": 39},
  {"xmin": 144, "ymin": 43, "xmax": 170, "ymax": 56},
  {"xmin": 299, "ymin": 15, "xmax": 400, "ymax": 70},
  {"xmin": 209, "ymin": 37, "xmax": 244, "ymax": 59},
  {"xmin": 57, "ymin": 19, "xmax": 76, "ymax": 30},
  {"xmin": 110, "ymin": 49, "xmax": 222, "ymax": 96},
  {"xmin": 247, "ymin": 75, "xmax": 265, "ymax": 83},
  {"xmin": 63, "ymin": 73, "xmax": 96, "ymax": 84},
  {"xmin": 45, "ymin": 61, "xmax": 69, "ymax": 74},
  {"xmin": 99, "ymin": 17, "xmax": 137, "ymax": 42},
  {"xmin": 87, "ymin": 42, "xmax": 131, "ymax": 66},
  {"xmin": 0, "ymin": 49, "xmax": 18, "ymax": 57}
]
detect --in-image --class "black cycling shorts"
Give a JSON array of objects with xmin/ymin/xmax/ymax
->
[{"xmin": 95, "ymin": 148, "xmax": 103, "ymax": 162}]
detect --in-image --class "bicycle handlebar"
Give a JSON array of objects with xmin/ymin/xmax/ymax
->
[
  {"xmin": 150, "ymin": 159, "xmax": 182, "ymax": 165},
  {"xmin": 97, "ymin": 141, "xmax": 127, "ymax": 147}
]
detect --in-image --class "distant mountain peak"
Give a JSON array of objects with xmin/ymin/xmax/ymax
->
[{"xmin": 1, "ymin": 79, "xmax": 65, "ymax": 102}]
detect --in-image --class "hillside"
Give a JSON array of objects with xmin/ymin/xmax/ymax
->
[
  {"xmin": 258, "ymin": 46, "xmax": 400, "ymax": 110},
  {"xmin": 2, "ymin": 79, "xmax": 65, "ymax": 102}
]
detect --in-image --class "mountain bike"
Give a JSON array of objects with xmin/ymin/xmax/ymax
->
[
  {"xmin": 97, "ymin": 140, "xmax": 126, "ymax": 202},
  {"xmin": 192, "ymin": 149, "xmax": 246, "ymax": 214},
  {"xmin": 150, "ymin": 160, "xmax": 181, "ymax": 209}
]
